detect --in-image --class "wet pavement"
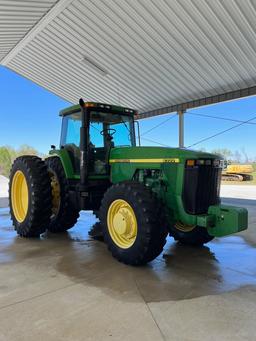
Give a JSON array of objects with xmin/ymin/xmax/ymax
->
[{"xmin": 0, "ymin": 189, "xmax": 255, "ymax": 340}]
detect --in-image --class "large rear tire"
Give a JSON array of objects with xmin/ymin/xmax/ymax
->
[
  {"xmin": 45, "ymin": 157, "xmax": 80, "ymax": 233},
  {"xmin": 9, "ymin": 156, "xmax": 52, "ymax": 237},
  {"xmin": 99, "ymin": 182, "xmax": 168, "ymax": 266}
]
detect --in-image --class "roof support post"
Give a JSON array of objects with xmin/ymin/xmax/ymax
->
[{"xmin": 178, "ymin": 110, "xmax": 185, "ymax": 148}]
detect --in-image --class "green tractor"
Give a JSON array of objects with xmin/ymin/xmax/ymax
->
[{"xmin": 9, "ymin": 99, "xmax": 248, "ymax": 265}]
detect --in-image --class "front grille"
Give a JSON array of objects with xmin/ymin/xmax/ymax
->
[{"xmin": 183, "ymin": 162, "xmax": 221, "ymax": 215}]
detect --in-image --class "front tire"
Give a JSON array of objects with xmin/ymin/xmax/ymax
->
[
  {"xmin": 9, "ymin": 156, "xmax": 52, "ymax": 237},
  {"xmin": 45, "ymin": 157, "xmax": 80, "ymax": 233},
  {"xmin": 99, "ymin": 182, "xmax": 168, "ymax": 266},
  {"xmin": 170, "ymin": 222, "xmax": 214, "ymax": 246}
]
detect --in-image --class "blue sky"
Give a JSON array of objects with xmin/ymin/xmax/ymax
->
[{"xmin": 0, "ymin": 65, "xmax": 255, "ymax": 160}]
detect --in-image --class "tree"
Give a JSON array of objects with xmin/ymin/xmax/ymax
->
[
  {"xmin": 211, "ymin": 148, "xmax": 232, "ymax": 160},
  {"xmin": 0, "ymin": 147, "xmax": 12, "ymax": 177},
  {"xmin": 233, "ymin": 150, "xmax": 242, "ymax": 163},
  {"xmin": 241, "ymin": 147, "xmax": 249, "ymax": 163},
  {"xmin": 0, "ymin": 145, "xmax": 40, "ymax": 177},
  {"xmin": 17, "ymin": 144, "xmax": 38, "ymax": 156},
  {"xmin": 4, "ymin": 145, "xmax": 16, "ymax": 162}
]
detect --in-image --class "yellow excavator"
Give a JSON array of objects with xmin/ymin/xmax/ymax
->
[{"xmin": 222, "ymin": 163, "xmax": 254, "ymax": 181}]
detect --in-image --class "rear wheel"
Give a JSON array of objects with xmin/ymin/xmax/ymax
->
[
  {"xmin": 170, "ymin": 222, "xmax": 214, "ymax": 246},
  {"xmin": 99, "ymin": 182, "xmax": 168, "ymax": 265},
  {"xmin": 9, "ymin": 156, "xmax": 52, "ymax": 237},
  {"xmin": 45, "ymin": 157, "xmax": 80, "ymax": 233}
]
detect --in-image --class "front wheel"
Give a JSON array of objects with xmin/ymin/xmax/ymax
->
[
  {"xmin": 99, "ymin": 182, "xmax": 168, "ymax": 266},
  {"xmin": 169, "ymin": 222, "xmax": 214, "ymax": 246}
]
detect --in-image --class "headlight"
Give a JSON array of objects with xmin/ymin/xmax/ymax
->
[{"xmin": 186, "ymin": 159, "xmax": 219, "ymax": 167}]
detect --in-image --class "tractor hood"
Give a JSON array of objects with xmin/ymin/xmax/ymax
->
[{"xmin": 109, "ymin": 146, "xmax": 221, "ymax": 163}]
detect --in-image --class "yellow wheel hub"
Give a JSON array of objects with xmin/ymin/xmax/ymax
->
[
  {"xmin": 175, "ymin": 221, "xmax": 196, "ymax": 232},
  {"xmin": 49, "ymin": 171, "xmax": 61, "ymax": 219},
  {"xmin": 107, "ymin": 199, "xmax": 137, "ymax": 249},
  {"xmin": 11, "ymin": 170, "xmax": 29, "ymax": 223}
]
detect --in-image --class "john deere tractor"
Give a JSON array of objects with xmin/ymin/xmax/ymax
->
[{"xmin": 9, "ymin": 99, "xmax": 248, "ymax": 265}]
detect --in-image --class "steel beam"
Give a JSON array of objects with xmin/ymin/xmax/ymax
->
[
  {"xmin": 178, "ymin": 110, "xmax": 185, "ymax": 148},
  {"xmin": 138, "ymin": 86, "xmax": 256, "ymax": 119}
]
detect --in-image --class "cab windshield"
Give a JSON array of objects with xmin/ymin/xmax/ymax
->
[{"xmin": 60, "ymin": 110, "xmax": 135, "ymax": 148}]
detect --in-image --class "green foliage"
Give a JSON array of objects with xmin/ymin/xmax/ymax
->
[
  {"xmin": 0, "ymin": 145, "xmax": 40, "ymax": 177},
  {"xmin": 0, "ymin": 147, "xmax": 12, "ymax": 177},
  {"xmin": 211, "ymin": 148, "xmax": 233, "ymax": 160},
  {"xmin": 17, "ymin": 144, "xmax": 38, "ymax": 157}
]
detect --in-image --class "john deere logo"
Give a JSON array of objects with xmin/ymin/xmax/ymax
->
[{"xmin": 163, "ymin": 159, "xmax": 179, "ymax": 163}]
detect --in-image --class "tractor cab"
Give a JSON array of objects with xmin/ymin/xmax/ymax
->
[{"xmin": 59, "ymin": 102, "xmax": 137, "ymax": 176}]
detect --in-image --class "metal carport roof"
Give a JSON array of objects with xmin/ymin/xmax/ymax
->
[{"xmin": 1, "ymin": 0, "xmax": 256, "ymax": 118}]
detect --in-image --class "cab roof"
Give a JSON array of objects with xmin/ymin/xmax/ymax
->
[{"xmin": 60, "ymin": 102, "xmax": 138, "ymax": 117}]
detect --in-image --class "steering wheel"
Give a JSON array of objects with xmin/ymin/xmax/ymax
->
[{"xmin": 100, "ymin": 128, "xmax": 116, "ymax": 137}]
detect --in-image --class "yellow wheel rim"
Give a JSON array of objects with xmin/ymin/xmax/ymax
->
[
  {"xmin": 107, "ymin": 199, "xmax": 137, "ymax": 249},
  {"xmin": 175, "ymin": 221, "xmax": 196, "ymax": 233},
  {"xmin": 49, "ymin": 171, "xmax": 61, "ymax": 219},
  {"xmin": 11, "ymin": 170, "xmax": 29, "ymax": 223}
]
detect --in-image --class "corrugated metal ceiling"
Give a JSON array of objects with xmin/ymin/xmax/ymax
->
[
  {"xmin": 1, "ymin": 0, "xmax": 256, "ymax": 115},
  {"xmin": 0, "ymin": 0, "xmax": 58, "ymax": 62}
]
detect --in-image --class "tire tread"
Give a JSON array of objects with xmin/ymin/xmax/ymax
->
[
  {"xmin": 9, "ymin": 156, "xmax": 52, "ymax": 237},
  {"xmin": 45, "ymin": 157, "xmax": 79, "ymax": 233}
]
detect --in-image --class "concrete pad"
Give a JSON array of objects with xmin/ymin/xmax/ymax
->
[
  {"xmin": 0, "ymin": 283, "xmax": 163, "ymax": 341},
  {"xmin": 0, "ymin": 212, "xmax": 163, "ymax": 341},
  {"xmin": 0, "ymin": 186, "xmax": 256, "ymax": 340},
  {"xmin": 0, "ymin": 175, "xmax": 8, "ymax": 208},
  {"xmin": 221, "ymin": 188, "xmax": 256, "ymax": 245},
  {"xmin": 221, "ymin": 185, "xmax": 256, "ymax": 200},
  {"xmin": 0, "ymin": 175, "xmax": 8, "ymax": 197},
  {"xmin": 0, "ymin": 197, "xmax": 8, "ymax": 208},
  {"xmin": 149, "ymin": 286, "xmax": 256, "ymax": 341}
]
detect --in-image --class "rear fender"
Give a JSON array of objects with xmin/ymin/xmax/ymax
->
[{"xmin": 48, "ymin": 149, "xmax": 75, "ymax": 179}]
